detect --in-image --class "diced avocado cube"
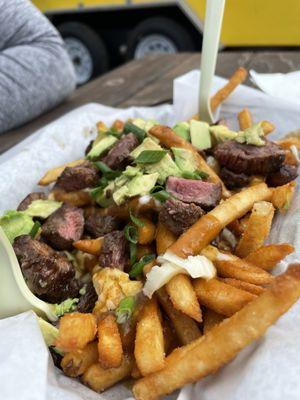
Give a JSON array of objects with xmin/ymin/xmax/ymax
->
[
  {"xmin": 209, "ymin": 125, "xmax": 238, "ymax": 143},
  {"xmin": 190, "ymin": 120, "xmax": 211, "ymax": 150},
  {"xmin": 130, "ymin": 137, "xmax": 162, "ymax": 158},
  {"xmin": 113, "ymin": 186, "xmax": 130, "ymax": 206},
  {"xmin": 127, "ymin": 173, "xmax": 159, "ymax": 197},
  {"xmin": 87, "ymin": 135, "xmax": 117, "ymax": 159},
  {"xmin": 92, "ymin": 181, "xmax": 115, "ymax": 207},
  {"xmin": 173, "ymin": 122, "xmax": 190, "ymax": 141},
  {"xmin": 172, "ymin": 147, "xmax": 198, "ymax": 172},
  {"xmin": 24, "ymin": 200, "xmax": 62, "ymax": 219},
  {"xmin": 0, "ymin": 210, "xmax": 34, "ymax": 243}
]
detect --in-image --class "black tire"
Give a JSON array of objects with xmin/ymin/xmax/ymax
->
[
  {"xmin": 126, "ymin": 17, "xmax": 195, "ymax": 60},
  {"xmin": 58, "ymin": 22, "xmax": 109, "ymax": 85}
]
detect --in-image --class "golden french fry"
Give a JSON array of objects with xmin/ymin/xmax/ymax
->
[
  {"xmin": 38, "ymin": 159, "xmax": 85, "ymax": 186},
  {"xmin": 73, "ymin": 237, "xmax": 103, "ymax": 256},
  {"xmin": 133, "ymin": 264, "xmax": 300, "ymax": 400},
  {"xmin": 137, "ymin": 217, "xmax": 156, "ymax": 245},
  {"xmin": 169, "ymin": 183, "xmax": 272, "ymax": 258},
  {"xmin": 201, "ymin": 245, "xmax": 273, "ymax": 285},
  {"xmin": 162, "ymin": 318, "xmax": 178, "ymax": 355},
  {"xmin": 285, "ymin": 150, "xmax": 298, "ymax": 166},
  {"xmin": 157, "ymin": 288, "xmax": 201, "ymax": 345},
  {"xmin": 98, "ymin": 314, "xmax": 123, "ymax": 369},
  {"xmin": 55, "ymin": 313, "xmax": 97, "ymax": 352},
  {"xmin": 210, "ymin": 67, "xmax": 248, "ymax": 112},
  {"xmin": 82, "ymin": 355, "xmax": 133, "ymax": 392},
  {"xmin": 136, "ymin": 245, "xmax": 154, "ymax": 260},
  {"xmin": 193, "ymin": 278, "xmax": 256, "ymax": 317},
  {"xmin": 271, "ymin": 181, "xmax": 296, "ymax": 212},
  {"xmin": 261, "ymin": 120, "xmax": 275, "ymax": 135},
  {"xmin": 143, "ymin": 259, "xmax": 157, "ymax": 275},
  {"xmin": 203, "ymin": 308, "xmax": 225, "ymax": 334},
  {"xmin": 135, "ymin": 298, "xmax": 165, "ymax": 376},
  {"xmin": 220, "ymin": 278, "xmax": 265, "ymax": 296},
  {"xmin": 245, "ymin": 243, "xmax": 295, "ymax": 271},
  {"xmin": 235, "ymin": 201, "xmax": 275, "ymax": 257},
  {"xmin": 156, "ymin": 221, "xmax": 177, "ymax": 255},
  {"xmin": 166, "ymin": 274, "xmax": 202, "ymax": 322},
  {"xmin": 149, "ymin": 125, "xmax": 230, "ymax": 197},
  {"xmin": 112, "ymin": 119, "xmax": 124, "ymax": 132},
  {"xmin": 61, "ymin": 342, "xmax": 99, "ymax": 377},
  {"xmin": 238, "ymin": 108, "xmax": 253, "ymax": 130},
  {"xmin": 96, "ymin": 121, "xmax": 108, "ymax": 132},
  {"xmin": 276, "ymin": 137, "xmax": 300, "ymax": 150},
  {"xmin": 52, "ymin": 188, "xmax": 92, "ymax": 207}
]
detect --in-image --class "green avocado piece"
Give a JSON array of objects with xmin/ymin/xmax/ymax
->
[
  {"xmin": 131, "ymin": 138, "xmax": 180, "ymax": 183},
  {"xmin": 173, "ymin": 122, "xmax": 190, "ymax": 141},
  {"xmin": 24, "ymin": 200, "xmax": 62, "ymax": 219},
  {"xmin": 236, "ymin": 123, "xmax": 265, "ymax": 146},
  {"xmin": 0, "ymin": 210, "xmax": 34, "ymax": 243},
  {"xmin": 87, "ymin": 135, "xmax": 117, "ymax": 159},
  {"xmin": 132, "ymin": 118, "xmax": 158, "ymax": 133},
  {"xmin": 38, "ymin": 317, "xmax": 59, "ymax": 347},
  {"xmin": 127, "ymin": 173, "xmax": 159, "ymax": 197},
  {"xmin": 53, "ymin": 298, "xmax": 79, "ymax": 318},
  {"xmin": 190, "ymin": 120, "xmax": 212, "ymax": 150},
  {"xmin": 210, "ymin": 125, "xmax": 238, "ymax": 143},
  {"xmin": 172, "ymin": 147, "xmax": 198, "ymax": 172},
  {"xmin": 113, "ymin": 186, "xmax": 130, "ymax": 205},
  {"xmin": 92, "ymin": 181, "xmax": 115, "ymax": 207},
  {"xmin": 122, "ymin": 166, "xmax": 142, "ymax": 178}
]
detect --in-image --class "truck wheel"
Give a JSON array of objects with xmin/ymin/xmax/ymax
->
[
  {"xmin": 126, "ymin": 17, "xmax": 195, "ymax": 60},
  {"xmin": 58, "ymin": 22, "xmax": 109, "ymax": 85}
]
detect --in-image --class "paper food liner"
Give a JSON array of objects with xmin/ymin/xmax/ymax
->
[{"xmin": 0, "ymin": 71, "xmax": 300, "ymax": 400}]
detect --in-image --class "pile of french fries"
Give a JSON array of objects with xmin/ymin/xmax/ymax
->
[{"xmin": 38, "ymin": 68, "xmax": 300, "ymax": 399}]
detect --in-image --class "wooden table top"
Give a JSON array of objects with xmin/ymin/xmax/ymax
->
[{"xmin": 1, "ymin": 51, "xmax": 300, "ymax": 155}]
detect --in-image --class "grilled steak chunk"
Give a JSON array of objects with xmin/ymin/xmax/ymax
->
[
  {"xmin": 214, "ymin": 140, "xmax": 285, "ymax": 175},
  {"xmin": 166, "ymin": 177, "xmax": 222, "ymax": 209},
  {"xmin": 77, "ymin": 282, "xmax": 98, "ymax": 313},
  {"xmin": 101, "ymin": 133, "xmax": 139, "ymax": 169},
  {"xmin": 220, "ymin": 167, "xmax": 251, "ymax": 189},
  {"xmin": 85, "ymin": 214, "xmax": 121, "ymax": 238},
  {"xmin": 13, "ymin": 235, "xmax": 78, "ymax": 303},
  {"xmin": 266, "ymin": 164, "xmax": 298, "ymax": 187},
  {"xmin": 17, "ymin": 192, "xmax": 46, "ymax": 211},
  {"xmin": 159, "ymin": 198, "xmax": 203, "ymax": 235},
  {"xmin": 41, "ymin": 204, "xmax": 84, "ymax": 250},
  {"xmin": 55, "ymin": 161, "xmax": 99, "ymax": 192},
  {"xmin": 99, "ymin": 231, "xmax": 128, "ymax": 270}
]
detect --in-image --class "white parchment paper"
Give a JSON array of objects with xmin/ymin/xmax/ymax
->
[{"xmin": 0, "ymin": 70, "xmax": 300, "ymax": 400}]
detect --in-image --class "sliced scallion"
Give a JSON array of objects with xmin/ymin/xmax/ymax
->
[
  {"xmin": 124, "ymin": 224, "xmax": 138, "ymax": 244},
  {"xmin": 115, "ymin": 296, "xmax": 136, "ymax": 324},
  {"xmin": 129, "ymin": 254, "xmax": 156, "ymax": 278},
  {"xmin": 135, "ymin": 150, "xmax": 167, "ymax": 164}
]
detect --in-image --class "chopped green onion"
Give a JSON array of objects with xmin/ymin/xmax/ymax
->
[
  {"xmin": 115, "ymin": 296, "xmax": 136, "ymax": 324},
  {"xmin": 150, "ymin": 185, "xmax": 165, "ymax": 194},
  {"xmin": 135, "ymin": 150, "xmax": 167, "ymax": 164},
  {"xmin": 90, "ymin": 185, "xmax": 105, "ymax": 200},
  {"xmin": 124, "ymin": 122, "xmax": 146, "ymax": 142},
  {"xmin": 151, "ymin": 190, "xmax": 171, "ymax": 202},
  {"xmin": 129, "ymin": 210, "xmax": 145, "ymax": 227},
  {"xmin": 129, "ymin": 254, "xmax": 156, "ymax": 278},
  {"xmin": 124, "ymin": 224, "xmax": 138, "ymax": 244},
  {"xmin": 106, "ymin": 128, "xmax": 122, "ymax": 138},
  {"xmin": 197, "ymin": 170, "xmax": 209, "ymax": 180},
  {"xmin": 130, "ymin": 242, "xmax": 137, "ymax": 265},
  {"xmin": 29, "ymin": 221, "xmax": 41, "ymax": 239},
  {"xmin": 181, "ymin": 170, "xmax": 209, "ymax": 180},
  {"xmin": 94, "ymin": 161, "xmax": 121, "ymax": 180}
]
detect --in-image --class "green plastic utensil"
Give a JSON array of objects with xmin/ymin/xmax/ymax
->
[{"xmin": 0, "ymin": 227, "xmax": 58, "ymax": 321}]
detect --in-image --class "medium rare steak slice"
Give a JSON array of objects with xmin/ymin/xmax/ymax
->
[
  {"xmin": 17, "ymin": 192, "xmax": 46, "ymax": 211},
  {"xmin": 41, "ymin": 204, "xmax": 84, "ymax": 250},
  {"xmin": 166, "ymin": 177, "xmax": 222, "ymax": 209},
  {"xmin": 214, "ymin": 140, "xmax": 285, "ymax": 175},
  {"xmin": 13, "ymin": 235, "xmax": 78, "ymax": 303},
  {"xmin": 159, "ymin": 198, "xmax": 203, "ymax": 235},
  {"xmin": 85, "ymin": 215, "xmax": 121, "ymax": 238},
  {"xmin": 266, "ymin": 164, "xmax": 298, "ymax": 187},
  {"xmin": 99, "ymin": 230, "xmax": 128, "ymax": 270},
  {"xmin": 55, "ymin": 161, "xmax": 99, "ymax": 192},
  {"xmin": 101, "ymin": 133, "xmax": 139, "ymax": 169},
  {"xmin": 220, "ymin": 167, "xmax": 251, "ymax": 189}
]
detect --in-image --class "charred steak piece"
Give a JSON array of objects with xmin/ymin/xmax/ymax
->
[
  {"xmin": 55, "ymin": 161, "xmax": 99, "ymax": 192},
  {"xmin": 17, "ymin": 192, "xmax": 46, "ymax": 211},
  {"xmin": 266, "ymin": 164, "xmax": 298, "ymax": 187},
  {"xmin": 166, "ymin": 176, "xmax": 222, "ymax": 210},
  {"xmin": 214, "ymin": 140, "xmax": 285, "ymax": 175},
  {"xmin": 99, "ymin": 230, "xmax": 128, "ymax": 270},
  {"xmin": 159, "ymin": 198, "xmax": 203, "ymax": 236},
  {"xmin": 101, "ymin": 133, "xmax": 139, "ymax": 169},
  {"xmin": 220, "ymin": 167, "xmax": 251, "ymax": 189},
  {"xmin": 13, "ymin": 235, "xmax": 78, "ymax": 303},
  {"xmin": 85, "ymin": 214, "xmax": 121, "ymax": 238},
  {"xmin": 77, "ymin": 282, "xmax": 98, "ymax": 313},
  {"xmin": 41, "ymin": 204, "xmax": 84, "ymax": 250}
]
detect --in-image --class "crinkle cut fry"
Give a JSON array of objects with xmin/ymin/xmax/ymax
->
[
  {"xmin": 149, "ymin": 125, "xmax": 230, "ymax": 198},
  {"xmin": 133, "ymin": 264, "xmax": 300, "ymax": 400}
]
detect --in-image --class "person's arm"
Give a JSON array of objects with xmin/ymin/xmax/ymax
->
[{"xmin": 0, "ymin": 0, "xmax": 76, "ymax": 133}]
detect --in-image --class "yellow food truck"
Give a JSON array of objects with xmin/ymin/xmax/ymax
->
[{"xmin": 33, "ymin": 0, "xmax": 300, "ymax": 84}]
